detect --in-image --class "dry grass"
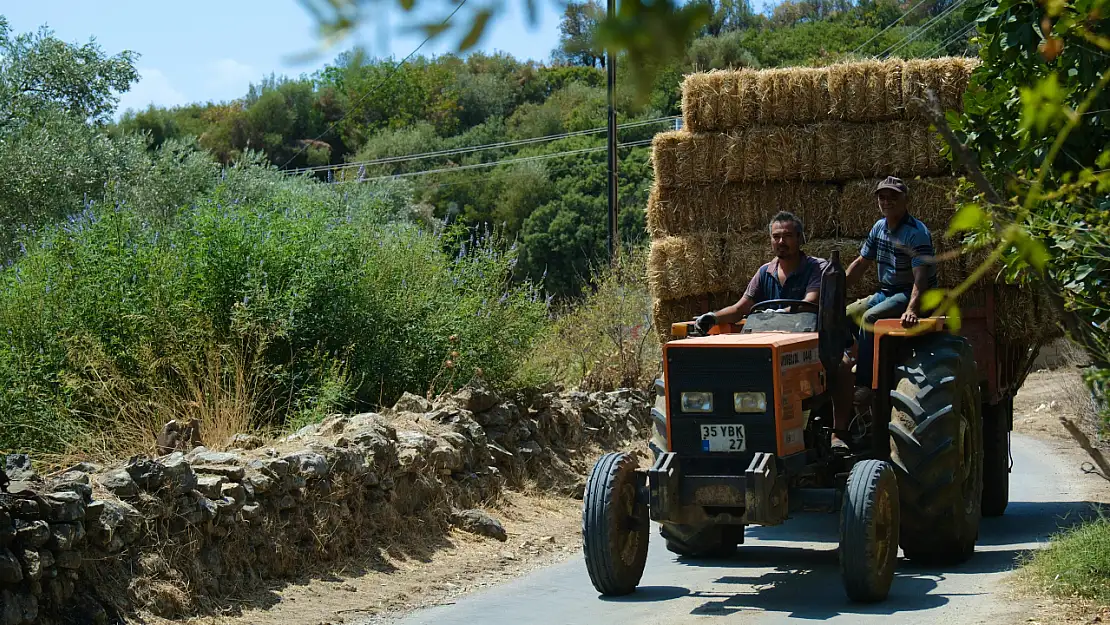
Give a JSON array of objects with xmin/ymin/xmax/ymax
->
[{"xmin": 58, "ymin": 339, "xmax": 277, "ymax": 465}]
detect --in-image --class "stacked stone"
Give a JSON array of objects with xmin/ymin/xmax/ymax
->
[{"xmin": 0, "ymin": 384, "xmax": 650, "ymax": 624}]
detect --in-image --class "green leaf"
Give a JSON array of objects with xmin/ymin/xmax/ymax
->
[
  {"xmin": 948, "ymin": 202, "xmax": 987, "ymax": 235},
  {"xmin": 1097, "ymin": 149, "xmax": 1110, "ymax": 170},
  {"xmin": 946, "ymin": 303, "xmax": 963, "ymax": 332},
  {"xmin": 459, "ymin": 9, "xmax": 492, "ymax": 51},
  {"xmin": 1013, "ymin": 230, "xmax": 1051, "ymax": 271},
  {"xmin": 922, "ymin": 289, "xmax": 947, "ymax": 313}
]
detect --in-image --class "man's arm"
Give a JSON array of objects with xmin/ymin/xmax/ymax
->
[
  {"xmin": 901, "ymin": 265, "xmax": 930, "ymax": 326},
  {"xmin": 845, "ymin": 255, "xmax": 873, "ymax": 289},
  {"xmin": 715, "ymin": 294, "xmax": 756, "ymax": 324}
]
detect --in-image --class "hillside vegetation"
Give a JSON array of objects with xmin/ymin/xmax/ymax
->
[{"xmin": 0, "ymin": 1, "xmax": 979, "ymax": 457}]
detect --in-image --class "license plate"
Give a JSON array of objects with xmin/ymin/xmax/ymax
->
[{"xmin": 700, "ymin": 424, "xmax": 746, "ymax": 452}]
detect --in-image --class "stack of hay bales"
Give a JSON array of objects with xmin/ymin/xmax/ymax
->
[{"xmin": 648, "ymin": 57, "xmax": 1054, "ymax": 346}]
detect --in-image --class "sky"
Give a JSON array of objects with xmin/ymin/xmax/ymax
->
[{"xmin": 3, "ymin": 0, "xmax": 568, "ymax": 114}]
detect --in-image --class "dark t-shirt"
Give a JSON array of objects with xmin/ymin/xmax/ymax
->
[{"xmin": 743, "ymin": 254, "xmax": 825, "ymax": 303}]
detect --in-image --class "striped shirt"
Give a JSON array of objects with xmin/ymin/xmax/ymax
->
[{"xmin": 860, "ymin": 215, "xmax": 939, "ymax": 294}]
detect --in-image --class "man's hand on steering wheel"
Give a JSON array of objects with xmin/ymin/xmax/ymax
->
[{"xmin": 749, "ymin": 299, "xmax": 820, "ymax": 314}]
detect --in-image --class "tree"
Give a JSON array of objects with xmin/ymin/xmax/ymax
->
[
  {"xmin": 553, "ymin": 1, "xmax": 605, "ymax": 68},
  {"xmin": 0, "ymin": 17, "xmax": 138, "ymax": 127},
  {"xmin": 940, "ymin": 0, "xmax": 1110, "ymax": 417}
]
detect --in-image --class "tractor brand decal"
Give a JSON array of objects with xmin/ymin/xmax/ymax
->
[{"xmin": 780, "ymin": 347, "xmax": 817, "ymax": 370}]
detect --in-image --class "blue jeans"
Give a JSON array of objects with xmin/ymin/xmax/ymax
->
[{"xmin": 848, "ymin": 291, "xmax": 910, "ymax": 387}]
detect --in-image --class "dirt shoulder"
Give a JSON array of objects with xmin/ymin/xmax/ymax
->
[{"xmin": 1010, "ymin": 368, "xmax": 1110, "ymax": 625}]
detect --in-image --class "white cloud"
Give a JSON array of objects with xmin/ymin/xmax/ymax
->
[
  {"xmin": 207, "ymin": 58, "xmax": 257, "ymax": 92},
  {"xmin": 115, "ymin": 67, "xmax": 188, "ymax": 114}
]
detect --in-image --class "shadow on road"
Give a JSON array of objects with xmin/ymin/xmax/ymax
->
[
  {"xmin": 644, "ymin": 500, "xmax": 1106, "ymax": 619},
  {"xmin": 599, "ymin": 585, "xmax": 691, "ymax": 603}
]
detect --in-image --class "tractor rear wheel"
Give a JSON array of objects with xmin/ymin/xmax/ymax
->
[
  {"xmin": 660, "ymin": 523, "xmax": 742, "ymax": 558},
  {"xmin": 888, "ymin": 333, "xmax": 983, "ymax": 565},
  {"xmin": 981, "ymin": 397, "xmax": 1011, "ymax": 517},
  {"xmin": 840, "ymin": 459, "xmax": 899, "ymax": 602},
  {"xmin": 582, "ymin": 452, "xmax": 649, "ymax": 595}
]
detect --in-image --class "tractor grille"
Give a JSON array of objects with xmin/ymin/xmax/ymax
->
[{"xmin": 666, "ymin": 345, "xmax": 777, "ymax": 476}]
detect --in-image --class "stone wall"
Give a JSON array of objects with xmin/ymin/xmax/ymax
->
[{"xmin": 0, "ymin": 385, "xmax": 649, "ymax": 624}]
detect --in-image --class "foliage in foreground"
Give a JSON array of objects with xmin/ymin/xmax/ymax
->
[
  {"xmin": 944, "ymin": 0, "xmax": 1110, "ymax": 423},
  {"xmin": 0, "ymin": 164, "xmax": 547, "ymax": 458}
]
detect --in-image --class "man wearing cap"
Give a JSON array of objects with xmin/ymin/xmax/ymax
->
[{"xmin": 845, "ymin": 176, "xmax": 939, "ymax": 400}]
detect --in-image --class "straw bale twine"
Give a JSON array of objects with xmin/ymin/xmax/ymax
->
[{"xmin": 903, "ymin": 57, "xmax": 978, "ymax": 118}]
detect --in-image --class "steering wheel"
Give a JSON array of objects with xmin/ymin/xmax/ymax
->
[{"xmin": 749, "ymin": 299, "xmax": 819, "ymax": 314}]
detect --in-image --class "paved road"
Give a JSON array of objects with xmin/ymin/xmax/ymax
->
[{"xmin": 382, "ymin": 434, "xmax": 1104, "ymax": 625}]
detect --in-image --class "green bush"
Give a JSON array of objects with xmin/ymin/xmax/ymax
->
[{"xmin": 0, "ymin": 166, "xmax": 547, "ymax": 457}]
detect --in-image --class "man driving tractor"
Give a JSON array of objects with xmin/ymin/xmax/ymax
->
[
  {"xmin": 844, "ymin": 176, "xmax": 939, "ymax": 405},
  {"xmin": 692, "ymin": 210, "xmax": 856, "ymax": 452}
]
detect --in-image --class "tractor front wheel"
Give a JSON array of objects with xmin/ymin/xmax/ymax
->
[
  {"xmin": 582, "ymin": 452, "xmax": 649, "ymax": 596},
  {"xmin": 840, "ymin": 459, "xmax": 900, "ymax": 603}
]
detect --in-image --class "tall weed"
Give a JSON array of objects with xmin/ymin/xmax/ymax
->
[
  {"xmin": 0, "ymin": 166, "xmax": 546, "ymax": 457},
  {"xmin": 521, "ymin": 246, "xmax": 660, "ymax": 392}
]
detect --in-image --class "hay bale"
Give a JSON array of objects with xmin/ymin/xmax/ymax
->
[
  {"xmin": 645, "ymin": 182, "xmax": 842, "ymax": 239},
  {"xmin": 902, "ymin": 57, "xmax": 978, "ymax": 119},
  {"xmin": 828, "ymin": 59, "xmax": 904, "ymax": 122},
  {"xmin": 649, "ymin": 233, "xmax": 764, "ymax": 301},
  {"xmin": 651, "ymin": 131, "xmax": 682, "ymax": 188},
  {"xmin": 681, "ymin": 71, "xmax": 725, "ymax": 133},
  {"xmin": 680, "ymin": 58, "xmax": 976, "ymax": 132},
  {"xmin": 666, "ymin": 123, "xmax": 953, "ymax": 186}
]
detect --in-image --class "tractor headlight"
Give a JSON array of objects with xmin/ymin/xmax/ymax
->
[
  {"xmin": 680, "ymin": 391, "xmax": 713, "ymax": 413},
  {"xmin": 733, "ymin": 392, "xmax": 767, "ymax": 413}
]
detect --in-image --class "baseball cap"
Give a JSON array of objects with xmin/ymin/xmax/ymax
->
[{"xmin": 874, "ymin": 176, "xmax": 908, "ymax": 195}]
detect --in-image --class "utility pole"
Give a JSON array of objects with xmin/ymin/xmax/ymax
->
[{"xmin": 606, "ymin": 0, "xmax": 619, "ymax": 264}]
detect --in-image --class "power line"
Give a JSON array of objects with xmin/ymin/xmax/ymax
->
[
  {"xmin": 879, "ymin": 0, "xmax": 970, "ymax": 59},
  {"xmin": 339, "ymin": 138, "xmax": 654, "ymax": 184},
  {"xmin": 851, "ymin": 0, "xmax": 934, "ymax": 56},
  {"xmin": 924, "ymin": 21, "xmax": 978, "ymax": 57},
  {"xmin": 278, "ymin": 0, "xmax": 469, "ymax": 170},
  {"xmin": 287, "ymin": 116, "xmax": 679, "ymax": 175}
]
